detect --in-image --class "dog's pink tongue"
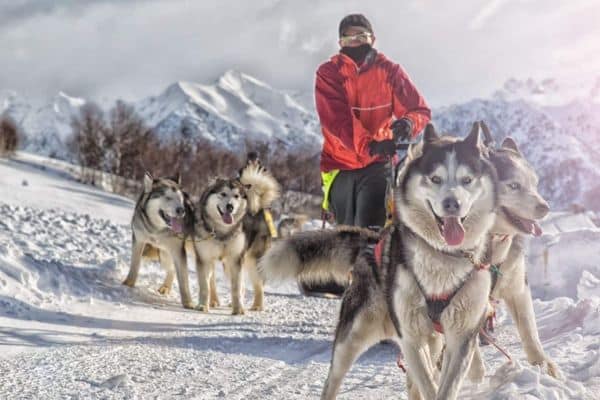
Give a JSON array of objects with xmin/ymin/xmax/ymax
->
[
  {"xmin": 170, "ymin": 218, "xmax": 183, "ymax": 234},
  {"xmin": 442, "ymin": 217, "xmax": 465, "ymax": 246},
  {"xmin": 222, "ymin": 213, "xmax": 233, "ymax": 224},
  {"xmin": 528, "ymin": 221, "xmax": 543, "ymax": 237},
  {"xmin": 516, "ymin": 215, "xmax": 543, "ymax": 237}
]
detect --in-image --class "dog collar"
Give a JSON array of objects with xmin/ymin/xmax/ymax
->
[{"xmin": 491, "ymin": 233, "xmax": 511, "ymax": 243}]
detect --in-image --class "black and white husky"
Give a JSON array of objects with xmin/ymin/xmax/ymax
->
[
  {"xmin": 192, "ymin": 163, "xmax": 279, "ymax": 315},
  {"xmin": 260, "ymin": 123, "xmax": 500, "ymax": 399},
  {"xmin": 123, "ymin": 173, "xmax": 195, "ymax": 309}
]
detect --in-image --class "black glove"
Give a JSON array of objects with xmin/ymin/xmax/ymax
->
[
  {"xmin": 368, "ymin": 139, "xmax": 396, "ymax": 157},
  {"xmin": 391, "ymin": 118, "xmax": 413, "ymax": 142}
]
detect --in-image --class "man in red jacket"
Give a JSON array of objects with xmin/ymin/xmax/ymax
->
[
  {"xmin": 301, "ymin": 14, "xmax": 431, "ymax": 296},
  {"xmin": 316, "ymin": 13, "xmax": 431, "ymax": 228}
]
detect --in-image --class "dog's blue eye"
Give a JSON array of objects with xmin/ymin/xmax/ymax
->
[
  {"xmin": 461, "ymin": 177, "xmax": 472, "ymax": 185},
  {"xmin": 509, "ymin": 182, "xmax": 521, "ymax": 190},
  {"xmin": 430, "ymin": 176, "xmax": 442, "ymax": 184}
]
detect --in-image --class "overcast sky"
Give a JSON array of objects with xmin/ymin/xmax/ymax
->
[{"xmin": 1, "ymin": 0, "xmax": 598, "ymax": 107}]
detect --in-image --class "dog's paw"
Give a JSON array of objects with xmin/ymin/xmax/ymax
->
[
  {"xmin": 533, "ymin": 358, "xmax": 563, "ymax": 380},
  {"xmin": 467, "ymin": 362, "xmax": 486, "ymax": 383},
  {"xmin": 210, "ymin": 299, "xmax": 220, "ymax": 308},
  {"xmin": 194, "ymin": 303, "xmax": 209, "ymax": 312},
  {"xmin": 250, "ymin": 303, "xmax": 264, "ymax": 311},
  {"xmin": 181, "ymin": 301, "xmax": 194, "ymax": 310},
  {"xmin": 231, "ymin": 307, "xmax": 245, "ymax": 316},
  {"xmin": 122, "ymin": 278, "xmax": 135, "ymax": 287},
  {"xmin": 157, "ymin": 285, "xmax": 171, "ymax": 295}
]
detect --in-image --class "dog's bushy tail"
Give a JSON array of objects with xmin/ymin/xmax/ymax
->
[
  {"xmin": 239, "ymin": 164, "xmax": 280, "ymax": 214},
  {"xmin": 258, "ymin": 226, "xmax": 378, "ymax": 285}
]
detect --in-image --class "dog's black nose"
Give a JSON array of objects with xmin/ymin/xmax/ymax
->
[
  {"xmin": 226, "ymin": 204, "xmax": 234, "ymax": 213},
  {"xmin": 536, "ymin": 202, "xmax": 550, "ymax": 217},
  {"xmin": 175, "ymin": 207, "xmax": 185, "ymax": 216},
  {"xmin": 442, "ymin": 197, "xmax": 460, "ymax": 214}
]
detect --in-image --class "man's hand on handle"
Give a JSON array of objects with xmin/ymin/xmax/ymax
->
[
  {"xmin": 369, "ymin": 118, "xmax": 413, "ymax": 157},
  {"xmin": 391, "ymin": 118, "xmax": 412, "ymax": 142}
]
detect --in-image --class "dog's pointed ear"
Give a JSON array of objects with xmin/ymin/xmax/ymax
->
[
  {"xmin": 479, "ymin": 120, "xmax": 495, "ymax": 148},
  {"xmin": 501, "ymin": 137, "xmax": 521, "ymax": 154},
  {"xmin": 234, "ymin": 180, "xmax": 251, "ymax": 198},
  {"xmin": 423, "ymin": 123, "xmax": 439, "ymax": 144},
  {"xmin": 143, "ymin": 171, "xmax": 153, "ymax": 193},
  {"xmin": 463, "ymin": 121, "xmax": 481, "ymax": 150}
]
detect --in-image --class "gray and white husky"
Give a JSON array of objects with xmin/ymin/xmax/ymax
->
[
  {"xmin": 123, "ymin": 172, "xmax": 195, "ymax": 309},
  {"xmin": 468, "ymin": 122, "xmax": 560, "ymax": 379},
  {"xmin": 260, "ymin": 123, "xmax": 499, "ymax": 400},
  {"xmin": 192, "ymin": 163, "xmax": 279, "ymax": 315}
]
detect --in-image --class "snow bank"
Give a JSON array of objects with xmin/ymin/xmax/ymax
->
[{"xmin": 528, "ymin": 212, "xmax": 600, "ymax": 300}]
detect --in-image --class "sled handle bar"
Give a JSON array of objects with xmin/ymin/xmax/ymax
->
[{"xmin": 396, "ymin": 141, "xmax": 418, "ymax": 150}]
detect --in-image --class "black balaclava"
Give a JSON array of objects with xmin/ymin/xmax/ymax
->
[
  {"xmin": 338, "ymin": 14, "xmax": 374, "ymax": 64},
  {"xmin": 340, "ymin": 44, "xmax": 372, "ymax": 64}
]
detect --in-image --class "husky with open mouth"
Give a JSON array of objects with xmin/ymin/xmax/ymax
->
[
  {"xmin": 123, "ymin": 172, "xmax": 195, "ymax": 309},
  {"xmin": 260, "ymin": 123, "xmax": 499, "ymax": 399},
  {"xmin": 192, "ymin": 162, "xmax": 279, "ymax": 315},
  {"xmin": 466, "ymin": 122, "xmax": 561, "ymax": 379}
]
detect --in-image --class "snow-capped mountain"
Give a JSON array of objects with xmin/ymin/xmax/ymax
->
[
  {"xmin": 1, "ymin": 90, "xmax": 85, "ymax": 159},
  {"xmin": 434, "ymin": 77, "xmax": 600, "ymax": 211},
  {"xmin": 2, "ymin": 75, "xmax": 600, "ymax": 210},
  {"xmin": 136, "ymin": 70, "xmax": 321, "ymax": 150},
  {"xmin": 493, "ymin": 76, "xmax": 600, "ymax": 107}
]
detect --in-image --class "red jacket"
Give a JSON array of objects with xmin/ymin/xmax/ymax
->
[{"xmin": 315, "ymin": 50, "xmax": 431, "ymax": 172}]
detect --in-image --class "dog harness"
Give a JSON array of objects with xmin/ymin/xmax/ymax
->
[
  {"xmin": 372, "ymin": 227, "xmax": 500, "ymax": 334},
  {"xmin": 197, "ymin": 209, "xmax": 243, "ymax": 242},
  {"xmin": 263, "ymin": 209, "xmax": 278, "ymax": 239}
]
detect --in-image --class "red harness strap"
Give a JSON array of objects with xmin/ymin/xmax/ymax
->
[
  {"xmin": 396, "ymin": 353, "xmax": 407, "ymax": 373},
  {"xmin": 493, "ymin": 233, "xmax": 510, "ymax": 243},
  {"xmin": 426, "ymin": 292, "xmax": 452, "ymax": 333},
  {"xmin": 425, "ymin": 265, "xmax": 489, "ymax": 334},
  {"xmin": 374, "ymin": 237, "xmax": 385, "ymax": 267},
  {"xmin": 428, "ymin": 293, "xmax": 451, "ymax": 301},
  {"xmin": 432, "ymin": 321, "xmax": 444, "ymax": 334}
]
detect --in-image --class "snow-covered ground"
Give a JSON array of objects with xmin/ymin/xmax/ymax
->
[{"xmin": 0, "ymin": 153, "xmax": 598, "ymax": 399}]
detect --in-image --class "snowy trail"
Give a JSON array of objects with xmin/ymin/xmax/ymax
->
[{"xmin": 0, "ymin": 153, "xmax": 599, "ymax": 399}]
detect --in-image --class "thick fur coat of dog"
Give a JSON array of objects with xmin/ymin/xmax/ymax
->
[
  {"xmin": 123, "ymin": 173, "xmax": 195, "ymax": 309},
  {"xmin": 261, "ymin": 123, "xmax": 500, "ymax": 399},
  {"xmin": 192, "ymin": 163, "xmax": 279, "ymax": 315},
  {"xmin": 468, "ymin": 122, "xmax": 560, "ymax": 378}
]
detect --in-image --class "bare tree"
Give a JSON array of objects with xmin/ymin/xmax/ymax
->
[
  {"xmin": 68, "ymin": 102, "xmax": 108, "ymax": 184},
  {"xmin": 267, "ymin": 143, "xmax": 321, "ymax": 195},
  {"xmin": 67, "ymin": 102, "xmax": 322, "ymax": 204},
  {"xmin": 0, "ymin": 113, "xmax": 22, "ymax": 157},
  {"xmin": 106, "ymin": 100, "xmax": 154, "ymax": 192},
  {"xmin": 0, "ymin": 114, "xmax": 24, "ymax": 157},
  {"xmin": 182, "ymin": 137, "xmax": 240, "ymax": 197}
]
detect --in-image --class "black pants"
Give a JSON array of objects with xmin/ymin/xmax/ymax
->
[
  {"xmin": 329, "ymin": 162, "xmax": 389, "ymax": 228},
  {"xmin": 302, "ymin": 162, "xmax": 390, "ymax": 296}
]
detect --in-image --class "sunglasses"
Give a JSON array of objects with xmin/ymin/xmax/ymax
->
[{"xmin": 339, "ymin": 32, "xmax": 373, "ymax": 46}]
